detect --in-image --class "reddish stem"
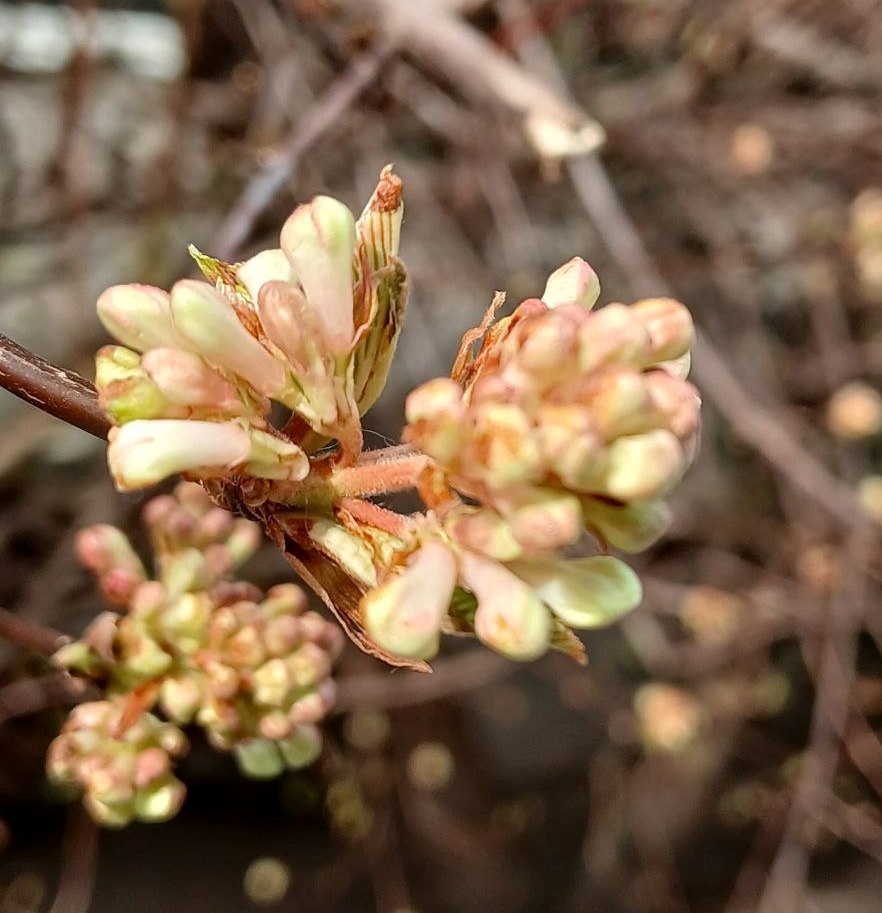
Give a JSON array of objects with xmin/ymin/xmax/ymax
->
[
  {"xmin": 337, "ymin": 498, "xmax": 413, "ymax": 536},
  {"xmin": 331, "ymin": 451, "xmax": 429, "ymax": 498}
]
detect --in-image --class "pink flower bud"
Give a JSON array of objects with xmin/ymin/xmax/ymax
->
[
  {"xmin": 541, "ymin": 257, "xmax": 600, "ymax": 309},
  {"xmin": 280, "ymin": 195, "xmax": 357, "ymax": 354},
  {"xmin": 262, "ymin": 584, "xmax": 308, "ymax": 618},
  {"xmin": 499, "ymin": 487, "xmax": 584, "ymax": 553},
  {"xmin": 255, "ymin": 281, "xmax": 340, "ymax": 431},
  {"xmin": 578, "ymin": 304, "xmax": 652, "ymax": 371},
  {"xmin": 289, "ymin": 642, "xmax": 331, "ymax": 689},
  {"xmin": 467, "ymin": 402, "xmax": 541, "ymax": 488},
  {"xmin": 404, "ymin": 378, "xmax": 465, "ymax": 465},
  {"xmin": 581, "ymin": 367, "xmax": 655, "ymax": 440},
  {"xmin": 134, "ymin": 747, "xmax": 171, "ymax": 788},
  {"xmin": 140, "ymin": 348, "xmax": 246, "ymax": 415},
  {"xmin": 458, "ymin": 551, "xmax": 551, "ymax": 661},
  {"xmin": 362, "ymin": 542, "xmax": 457, "ymax": 660},
  {"xmin": 445, "ymin": 508, "xmax": 523, "ymax": 561},
  {"xmin": 263, "ymin": 615, "xmax": 303, "ymax": 657},
  {"xmin": 75, "ymin": 525, "xmax": 145, "ymax": 581},
  {"xmin": 169, "ymin": 279, "xmax": 287, "ymax": 398},
  {"xmin": 96, "ymin": 284, "xmax": 179, "ymax": 352},
  {"xmin": 107, "ymin": 420, "xmax": 252, "ymax": 490},
  {"xmin": 534, "ymin": 405, "xmax": 600, "ymax": 490},
  {"xmin": 237, "ymin": 248, "xmax": 296, "ymax": 306},
  {"xmin": 502, "ymin": 305, "xmax": 583, "ymax": 385},
  {"xmin": 643, "ymin": 370, "xmax": 701, "ymax": 441},
  {"xmin": 631, "ymin": 297, "xmax": 694, "ymax": 363}
]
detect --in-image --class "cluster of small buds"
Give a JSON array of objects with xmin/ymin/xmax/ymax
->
[
  {"xmin": 46, "ymin": 701, "xmax": 187, "ymax": 828},
  {"xmin": 89, "ymin": 168, "xmax": 701, "ymax": 673},
  {"xmin": 95, "ymin": 166, "xmax": 406, "ymax": 490},
  {"xmin": 351, "ymin": 259, "xmax": 699, "ymax": 662},
  {"xmin": 51, "ymin": 483, "xmax": 342, "ymax": 824},
  {"xmin": 405, "ymin": 258, "xmax": 699, "ymax": 557},
  {"xmin": 163, "ymin": 583, "xmax": 341, "ymax": 779}
]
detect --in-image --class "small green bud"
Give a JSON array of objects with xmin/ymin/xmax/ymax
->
[
  {"xmin": 134, "ymin": 774, "xmax": 186, "ymax": 822},
  {"xmin": 510, "ymin": 555, "xmax": 642, "ymax": 628},
  {"xmin": 279, "ymin": 725, "xmax": 322, "ymax": 770},
  {"xmin": 581, "ymin": 497, "xmax": 671, "ymax": 553},
  {"xmin": 234, "ymin": 739, "xmax": 285, "ymax": 779}
]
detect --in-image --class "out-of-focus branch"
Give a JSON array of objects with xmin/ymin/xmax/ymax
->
[
  {"xmin": 0, "ymin": 333, "xmax": 109, "ymax": 440},
  {"xmin": 360, "ymin": 0, "xmax": 603, "ymax": 159},
  {"xmin": 213, "ymin": 42, "xmax": 395, "ymax": 260},
  {"xmin": 0, "ymin": 606, "xmax": 70, "ymax": 656},
  {"xmin": 0, "ymin": 673, "xmax": 90, "ymax": 725},
  {"xmin": 47, "ymin": 804, "xmax": 99, "ymax": 913}
]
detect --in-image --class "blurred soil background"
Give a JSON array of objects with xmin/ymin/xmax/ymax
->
[{"xmin": 1, "ymin": 1, "xmax": 882, "ymax": 912}]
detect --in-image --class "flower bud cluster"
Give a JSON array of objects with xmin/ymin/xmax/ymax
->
[
  {"xmin": 96, "ymin": 167, "xmax": 407, "ymax": 490},
  {"xmin": 347, "ymin": 260, "xmax": 699, "ymax": 663},
  {"xmin": 51, "ymin": 483, "xmax": 342, "ymax": 824},
  {"xmin": 89, "ymin": 166, "xmax": 701, "ymax": 674},
  {"xmin": 404, "ymin": 258, "xmax": 699, "ymax": 557},
  {"xmin": 46, "ymin": 701, "xmax": 187, "ymax": 828}
]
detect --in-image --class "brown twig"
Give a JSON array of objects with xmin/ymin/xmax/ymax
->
[
  {"xmin": 0, "ymin": 333, "xmax": 109, "ymax": 440},
  {"xmin": 0, "ymin": 673, "xmax": 90, "ymax": 725},
  {"xmin": 0, "ymin": 607, "xmax": 70, "ymax": 655},
  {"xmin": 213, "ymin": 42, "xmax": 395, "ymax": 260},
  {"xmin": 47, "ymin": 804, "xmax": 100, "ymax": 913}
]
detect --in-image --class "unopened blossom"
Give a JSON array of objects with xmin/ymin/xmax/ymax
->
[
  {"xmin": 95, "ymin": 167, "xmax": 408, "ymax": 490},
  {"xmin": 47, "ymin": 701, "xmax": 187, "ymax": 827},
  {"xmin": 328, "ymin": 258, "xmax": 698, "ymax": 665},
  {"xmin": 404, "ymin": 259, "xmax": 699, "ymax": 557},
  {"xmin": 89, "ymin": 176, "xmax": 699, "ymax": 675},
  {"xmin": 335, "ymin": 507, "xmax": 642, "ymax": 663},
  {"xmin": 52, "ymin": 484, "xmax": 342, "ymax": 823}
]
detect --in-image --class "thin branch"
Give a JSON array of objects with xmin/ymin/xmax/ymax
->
[
  {"xmin": 0, "ymin": 333, "xmax": 109, "ymax": 439},
  {"xmin": 0, "ymin": 673, "xmax": 90, "ymax": 726},
  {"xmin": 48, "ymin": 804, "xmax": 100, "ymax": 913},
  {"xmin": 0, "ymin": 607, "xmax": 70, "ymax": 655},
  {"xmin": 756, "ymin": 529, "xmax": 872, "ymax": 913},
  {"xmin": 213, "ymin": 42, "xmax": 395, "ymax": 260}
]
